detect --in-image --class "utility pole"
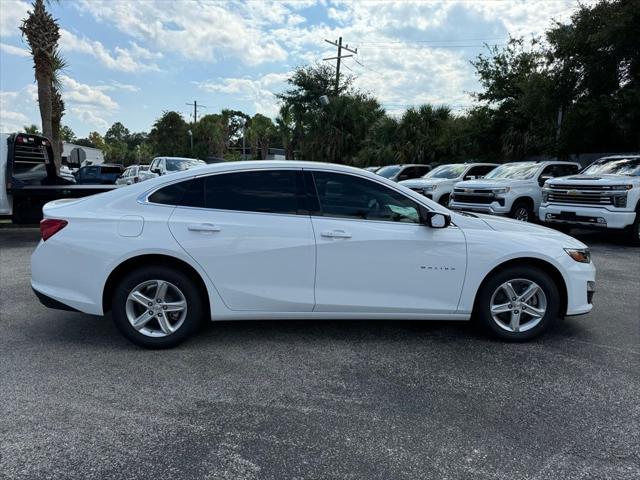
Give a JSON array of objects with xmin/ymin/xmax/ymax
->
[
  {"xmin": 324, "ymin": 37, "xmax": 357, "ymax": 95},
  {"xmin": 185, "ymin": 100, "xmax": 207, "ymax": 124}
]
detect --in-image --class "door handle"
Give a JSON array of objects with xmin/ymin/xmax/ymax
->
[
  {"xmin": 321, "ymin": 230, "xmax": 352, "ymax": 239},
  {"xmin": 187, "ymin": 223, "xmax": 221, "ymax": 232}
]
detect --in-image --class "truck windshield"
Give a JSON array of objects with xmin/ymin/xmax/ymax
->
[
  {"xmin": 166, "ymin": 159, "xmax": 203, "ymax": 171},
  {"xmin": 425, "ymin": 164, "xmax": 466, "ymax": 179},
  {"xmin": 376, "ymin": 166, "xmax": 401, "ymax": 178},
  {"xmin": 582, "ymin": 157, "xmax": 640, "ymax": 176},
  {"xmin": 485, "ymin": 163, "xmax": 538, "ymax": 180}
]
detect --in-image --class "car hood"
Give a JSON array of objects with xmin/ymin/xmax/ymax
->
[
  {"xmin": 454, "ymin": 178, "xmax": 527, "ymax": 189},
  {"xmin": 399, "ymin": 177, "xmax": 453, "ymax": 188},
  {"xmin": 454, "ymin": 212, "xmax": 587, "ymax": 248}
]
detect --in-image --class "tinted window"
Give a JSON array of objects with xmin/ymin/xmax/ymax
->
[
  {"xmin": 312, "ymin": 171, "xmax": 420, "ymax": 223},
  {"xmin": 204, "ymin": 170, "xmax": 304, "ymax": 214},
  {"xmin": 415, "ymin": 166, "xmax": 431, "ymax": 177},
  {"xmin": 465, "ymin": 165, "xmax": 496, "ymax": 179},
  {"xmin": 376, "ymin": 165, "xmax": 401, "ymax": 178},
  {"xmin": 148, "ymin": 178, "xmax": 205, "ymax": 207}
]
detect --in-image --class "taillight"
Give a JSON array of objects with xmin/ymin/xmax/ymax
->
[{"xmin": 40, "ymin": 219, "xmax": 68, "ymax": 241}]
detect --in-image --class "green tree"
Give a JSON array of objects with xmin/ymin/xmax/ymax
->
[
  {"xmin": 59, "ymin": 125, "xmax": 75, "ymax": 142},
  {"xmin": 149, "ymin": 111, "xmax": 190, "ymax": 157},
  {"xmin": 275, "ymin": 104, "xmax": 295, "ymax": 159},
  {"xmin": 246, "ymin": 113, "xmax": 275, "ymax": 159},
  {"xmin": 23, "ymin": 124, "xmax": 41, "ymax": 134}
]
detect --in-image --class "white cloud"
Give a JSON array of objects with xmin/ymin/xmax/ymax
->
[
  {"xmin": 0, "ymin": 88, "xmax": 39, "ymax": 133},
  {"xmin": 0, "ymin": 42, "xmax": 29, "ymax": 57},
  {"xmin": 60, "ymin": 29, "xmax": 161, "ymax": 73},
  {"xmin": 74, "ymin": 0, "xmax": 288, "ymax": 65},
  {"xmin": 60, "ymin": 75, "xmax": 118, "ymax": 110},
  {"xmin": 0, "ymin": 0, "xmax": 29, "ymax": 38},
  {"xmin": 97, "ymin": 80, "xmax": 140, "ymax": 93},
  {"xmin": 196, "ymin": 72, "xmax": 290, "ymax": 117}
]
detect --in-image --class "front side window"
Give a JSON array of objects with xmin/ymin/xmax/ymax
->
[
  {"xmin": 204, "ymin": 170, "xmax": 305, "ymax": 214},
  {"xmin": 166, "ymin": 159, "xmax": 203, "ymax": 172},
  {"xmin": 465, "ymin": 165, "xmax": 496, "ymax": 179},
  {"xmin": 311, "ymin": 171, "xmax": 420, "ymax": 223}
]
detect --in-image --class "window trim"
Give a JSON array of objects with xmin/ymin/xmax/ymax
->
[{"xmin": 141, "ymin": 167, "xmax": 309, "ymax": 218}]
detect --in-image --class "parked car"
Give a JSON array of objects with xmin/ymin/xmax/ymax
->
[
  {"xmin": 376, "ymin": 164, "xmax": 431, "ymax": 182},
  {"xmin": 32, "ymin": 161, "xmax": 595, "ymax": 349},
  {"xmin": 75, "ymin": 164, "xmax": 124, "ymax": 185},
  {"xmin": 449, "ymin": 161, "xmax": 581, "ymax": 222},
  {"xmin": 139, "ymin": 157, "xmax": 206, "ymax": 181},
  {"xmin": 59, "ymin": 165, "xmax": 77, "ymax": 183},
  {"xmin": 116, "ymin": 165, "xmax": 149, "ymax": 185},
  {"xmin": 400, "ymin": 163, "xmax": 498, "ymax": 206},
  {"xmin": 540, "ymin": 155, "xmax": 640, "ymax": 245}
]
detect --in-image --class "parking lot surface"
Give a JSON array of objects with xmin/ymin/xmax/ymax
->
[{"xmin": 1, "ymin": 228, "xmax": 639, "ymax": 480}]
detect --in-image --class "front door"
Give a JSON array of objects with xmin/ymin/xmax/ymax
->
[{"xmin": 307, "ymin": 170, "xmax": 467, "ymax": 314}]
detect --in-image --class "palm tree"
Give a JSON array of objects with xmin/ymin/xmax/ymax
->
[
  {"xmin": 20, "ymin": 0, "xmax": 60, "ymax": 165},
  {"xmin": 51, "ymin": 49, "xmax": 67, "ymax": 166},
  {"xmin": 23, "ymin": 124, "xmax": 41, "ymax": 134},
  {"xmin": 276, "ymin": 105, "xmax": 295, "ymax": 160}
]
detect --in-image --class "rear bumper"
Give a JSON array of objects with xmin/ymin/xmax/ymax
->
[
  {"xmin": 32, "ymin": 287, "xmax": 79, "ymax": 312},
  {"xmin": 540, "ymin": 205, "xmax": 636, "ymax": 230}
]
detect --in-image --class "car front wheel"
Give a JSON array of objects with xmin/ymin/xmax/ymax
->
[
  {"xmin": 112, "ymin": 266, "xmax": 204, "ymax": 349},
  {"xmin": 475, "ymin": 266, "xmax": 560, "ymax": 341}
]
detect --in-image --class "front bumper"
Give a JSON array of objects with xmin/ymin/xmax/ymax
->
[
  {"xmin": 540, "ymin": 205, "xmax": 636, "ymax": 230},
  {"xmin": 449, "ymin": 201, "xmax": 509, "ymax": 216}
]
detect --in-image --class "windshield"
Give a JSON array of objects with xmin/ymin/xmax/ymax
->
[
  {"xmin": 425, "ymin": 164, "xmax": 466, "ymax": 179},
  {"xmin": 166, "ymin": 159, "xmax": 204, "ymax": 171},
  {"xmin": 582, "ymin": 157, "xmax": 640, "ymax": 176},
  {"xmin": 376, "ymin": 165, "xmax": 401, "ymax": 178},
  {"xmin": 485, "ymin": 163, "xmax": 539, "ymax": 180}
]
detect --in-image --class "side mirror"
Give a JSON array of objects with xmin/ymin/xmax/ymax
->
[
  {"xmin": 151, "ymin": 167, "xmax": 161, "ymax": 175},
  {"xmin": 420, "ymin": 207, "xmax": 451, "ymax": 228},
  {"xmin": 539, "ymin": 175, "xmax": 552, "ymax": 186}
]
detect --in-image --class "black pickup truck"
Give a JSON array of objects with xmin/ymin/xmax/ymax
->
[{"xmin": 1, "ymin": 132, "xmax": 118, "ymax": 224}]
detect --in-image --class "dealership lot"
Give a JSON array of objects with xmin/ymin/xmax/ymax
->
[{"xmin": 0, "ymin": 228, "xmax": 638, "ymax": 480}]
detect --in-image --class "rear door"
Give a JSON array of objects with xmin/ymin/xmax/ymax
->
[
  {"xmin": 307, "ymin": 170, "xmax": 467, "ymax": 314},
  {"xmin": 167, "ymin": 169, "xmax": 316, "ymax": 312}
]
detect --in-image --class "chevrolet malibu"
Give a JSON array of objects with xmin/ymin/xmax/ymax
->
[{"xmin": 31, "ymin": 161, "xmax": 595, "ymax": 348}]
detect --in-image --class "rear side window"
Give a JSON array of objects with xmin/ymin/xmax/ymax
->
[
  {"xmin": 148, "ymin": 178, "xmax": 204, "ymax": 207},
  {"xmin": 204, "ymin": 170, "xmax": 305, "ymax": 214}
]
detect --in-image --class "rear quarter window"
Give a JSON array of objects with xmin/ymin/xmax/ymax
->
[{"xmin": 148, "ymin": 178, "xmax": 205, "ymax": 207}]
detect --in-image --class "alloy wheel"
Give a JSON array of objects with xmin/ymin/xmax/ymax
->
[
  {"xmin": 514, "ymin": 207, "xmax": 529, "ymax": 222},
  {"xmin": 489, "ymin": 278, "xmax": 547, "ymax": 333},
  {"xmin": 125, "ymin": 280, "xmax": 188, "ymax": 338}
]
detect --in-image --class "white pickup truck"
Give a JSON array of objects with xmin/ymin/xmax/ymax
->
[
  {"xmin": 139, "ymin": 156, "xmax": 206, "ymax": 182},
  {"xmin": 449, "ymin": 161, "xmax": 581, "ymax": 222},
  {"xmin": 540, "ymin": 155, "xmax": 640, "ymax": 246},
  {"xmin": 399, "ymin": 162, "xmax": 498, "ymax": 206}
]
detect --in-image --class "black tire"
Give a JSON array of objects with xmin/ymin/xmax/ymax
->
[
  {"xmin": 474, "ymin": 266, "xmax": 560, "ymax": 342},
  {"xmin": 438, "ymin": 193, "xmax": 451, "ymax": 207},
  {"xmin": 111, "ymin": 266, "xmax": 205, "ymax": 349},
  {"xmin": 627, "ymin": 210, "xmax": 640, "ymax": 247},
  {"xmin": 510, "ymin": 200, "xmax": 533, "ymax": 222}
]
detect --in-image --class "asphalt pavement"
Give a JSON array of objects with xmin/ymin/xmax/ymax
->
[{"xmin": 0, "ymin": 228, "xmax": 638, "ymax": 480}]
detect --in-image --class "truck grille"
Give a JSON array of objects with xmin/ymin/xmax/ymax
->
[
  {"xmin": 546, "ymin": 185, "xmax": 616, "ymax": 206},
  {"xmin": 452, "ymin": 188, "xmax": 495, "ymax": 205}
]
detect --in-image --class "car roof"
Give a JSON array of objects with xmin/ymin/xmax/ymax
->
[{"xmin": 592, "ymin": 155, "xmax": 640, "ymax": 161}]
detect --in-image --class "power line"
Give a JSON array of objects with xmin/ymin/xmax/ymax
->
[
  {"xmin": 324, "ymin": 37, "xmax": 358, "ymax": 95},
  {"xmin": 185, "ymin": 100, "xmax": 208, "ymax": 124}
]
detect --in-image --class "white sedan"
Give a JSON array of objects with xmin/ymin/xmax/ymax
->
[{"xmin": 32, "ymin": 161, "xmax": 595, "ymax": 348}]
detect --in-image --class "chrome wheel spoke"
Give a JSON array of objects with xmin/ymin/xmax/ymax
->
[
  {"xmin": 509, "ymin": 310, "xmax": 521, "ymax": 332},
  {"xmin": 491, "ymin": 303, "xmax": 512, "ymax": 314},
  {"xmin": 157, "ymin": 313, "xmax": 174, "ymax": 335},
  {"xmin": 164, "ymin": 301, "xmax": 186, "ymax": 313},
  {"xmin": 524, "ymin": 304, "xmax": 545, "ymax": 318},
  {"xmin": 132, "ymin": 311, "xmax": 155, "ymax": 330},
  {"xmin": 501, "ymin": 282, "xmax": 517, "ymax": 301},
  {"xmin": 519, "ymin": 284, "xmax": 539, "ymax": 303},
  {"xmin": 130, "ymin": 290, "xmax": 153, "ymax": 308},
  {"xmin": 156, "ymin": 280, "xmax": 169, "ymax": 302}
]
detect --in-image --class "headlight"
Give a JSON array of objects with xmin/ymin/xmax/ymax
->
[
  {"xmin": 422, "ymin": 185, "xmax": 437, "ymax": 191},
  {"xmin": 492, "ymin": 187, "xmax": 510, "ymax": 194},
  {"xmin": 564, "ymin": 248, "xmax": 591, "ymax": 263}
]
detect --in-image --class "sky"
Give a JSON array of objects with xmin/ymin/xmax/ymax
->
[{"xmin": 0, "ymin": 0, "xmax": 593, "ymax": 138}]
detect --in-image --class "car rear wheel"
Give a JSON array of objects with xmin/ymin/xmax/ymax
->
[
  {"xmin": 510, "ymin": 200, "xmax": 533, "ymax": 222},
  {"xmin": 112, "ymin": 266, "xmax": 204, "ymax": 349},
  {"xmin": 627, "ymin": 210, "xmax": 640, "ymax": 247},
  {"xmin": 475, "ymin": 266, "xmax": 560, "ymax": 341}
]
